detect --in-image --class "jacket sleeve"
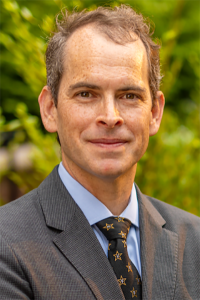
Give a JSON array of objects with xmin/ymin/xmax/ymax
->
[{"xmin": 0, "ymin": 235, "xmax": 32, "ymax": 300}]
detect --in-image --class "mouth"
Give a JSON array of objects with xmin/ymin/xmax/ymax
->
[{"xmin": 89, "ymin": 139, "xmax": 127, "ymax": 148}]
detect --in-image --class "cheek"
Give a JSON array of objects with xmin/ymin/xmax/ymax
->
[
  {"xmin": 58, "ymin": 103, "xmax": 96, "ymax": 138},
  {"xmin": 125, "ymin": 110, "xmax": 150, "ymax": 146},
  {"xmin": 126, "ymin": 108, "xmax": 150, "ymax": 131}
]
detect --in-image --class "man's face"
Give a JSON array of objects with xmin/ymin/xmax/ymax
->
[{"xmin": 40, "ymin": 25, "xmax": 164, "ymax": 182}]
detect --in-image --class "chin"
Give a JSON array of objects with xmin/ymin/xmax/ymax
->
[{"xmin": 91, "ymin": 162, "xmax": 132, "ymax": 181}]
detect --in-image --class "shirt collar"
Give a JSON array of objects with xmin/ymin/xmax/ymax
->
[{"xmin": 58, "ymin": 162, "xmax": 139, "ymax": 228}]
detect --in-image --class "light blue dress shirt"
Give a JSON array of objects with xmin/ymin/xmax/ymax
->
[{"xmin": 58, "ymin": 162, "xmax": 142, "ymax": 276}]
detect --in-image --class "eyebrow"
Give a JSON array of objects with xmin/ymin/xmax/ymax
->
[
  {"xmin": 118, "ymin": 86, "xmax": 147, "ymax": 93},
  {"xmin": 68, "ymin": 82, "xmax": 146, "ymax": 93},
  {"xmin": 69, "ymin": 82, "xmax": 101, "ymax": 91}
]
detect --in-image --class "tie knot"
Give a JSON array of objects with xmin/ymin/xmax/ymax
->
[{"xmin": 96, "ymin": 217, "xmax": 131, "ymax": 241}]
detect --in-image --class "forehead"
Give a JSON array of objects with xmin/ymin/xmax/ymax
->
[{"xmin": 62, "ymin": 24, "xmax": 148, "ymax": 85}]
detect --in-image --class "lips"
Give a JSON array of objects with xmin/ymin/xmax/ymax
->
[
  {"xmin": 89, "ymin": 139, "xmax": 127, "ymax": 148},
  {"xmin": 89, "ymin": 139, "xmax": 126, "ymax": 144}
]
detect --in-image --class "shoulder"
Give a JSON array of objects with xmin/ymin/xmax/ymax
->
[
  {"xmin": 0, "ymin": 188, "xmax": 43, "ymax": 241},
  {"xmin": 144, "ymin": 194, "xmax": 200, "ymax": 237},
  {"xmin": 0, "ymin": 165, "xmax": 72, "ymax": 242},
  {"xmin": 0, "ymin": 166, "xmax": 59, "ymax": 232},
  {"xmin": 148, "ymin": 195, "xmax": 199, "ymax": 224},
  {"xmin": 135, "ymin": 184, "xmax": 200, "ymax": 234},
  {"xmin": 0, "ymin": 168, "xmax": 57, "ymax": 241}
]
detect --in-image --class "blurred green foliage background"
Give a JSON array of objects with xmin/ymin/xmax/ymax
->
[{"xmin": 0, "ymin": 0, "xmax": 199, "ymax": 215}]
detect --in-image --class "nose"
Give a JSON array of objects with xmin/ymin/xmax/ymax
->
[{"xmin": 96, "ymin": 97, "xmax": 124, "ymax": 128}]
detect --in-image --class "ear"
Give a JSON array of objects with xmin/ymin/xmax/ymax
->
[
  {"xmin": 149, "ymin": 91, "xmax": 165, "ymax": 137},
  {"xmin": 38, "ymin": 86, "xmax": 58, "ymax": 133}
]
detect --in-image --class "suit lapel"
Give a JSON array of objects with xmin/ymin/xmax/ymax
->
[
  {"xmin": 38, "ymin": 166, "xmax": 124, "ymax": 300},
  {"xmin": 136, "ymin": 186, "xmax": 178, "ymax": 300}
]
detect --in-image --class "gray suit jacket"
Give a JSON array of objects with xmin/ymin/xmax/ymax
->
[{"xmin": 0, "ymin": 166, "xmax": 199, "ymax": 300}]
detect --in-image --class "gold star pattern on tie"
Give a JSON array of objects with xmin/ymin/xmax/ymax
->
[
  {"xmin": 96, "ymin": 217, "xmax": 142, "ymax": 299},
  {"xmin": 126, "ymin": 262, "xmax": 133, "ymax": 272},
  {"xmin": 136, "ymin": 275, "xmax": 142, "ymax": 285},
  {"xmin": 113, "ymin": 250, "xmax": 122, "ymax": 261},
  {"xmin": 118, "ymin": 231, "xmax": 127, "ymax": 239},
  {"xmin": 103, "ymin": 223, "xmax": 114, "ymax": 231},
  {"xmin": 130, "ymin": 287, "xmax": 137, "ymax": 298},
  {"xmin": 122, "ymin": 240, "xmax": 127, "ymax": 248},
  {"xmin": 115, "ymin": 216, "xmax": 125, "ymax": 222},
  {"xmin": 118, "ymin": 275, "xmax": 126, "ymax": 286}
]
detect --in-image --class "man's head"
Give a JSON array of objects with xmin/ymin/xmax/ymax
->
[
  {"xmin": 46, "ymin": 5, "xmax": 162, "ymax": 106},
  {"xmin": 39, "ymin": 5, "xmax": 164, "ymax": 184}
]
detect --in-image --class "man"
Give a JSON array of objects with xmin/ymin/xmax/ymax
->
[{"xmin": 0, "ymin": 5, "xmax": 199, "ymax": 300}]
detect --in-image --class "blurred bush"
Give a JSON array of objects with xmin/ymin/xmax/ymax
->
[
  {"xmin": 0, "ymin": 0, "xmax": 199, "ymax": 215},
  {"xmin": 0, "ymin": 103, "xmax": 60, "ymax": 203}
]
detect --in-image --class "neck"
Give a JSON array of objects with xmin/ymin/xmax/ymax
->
[{"xmin": 62, "ymin": 158, "xmax": 137, "ymax": 216}]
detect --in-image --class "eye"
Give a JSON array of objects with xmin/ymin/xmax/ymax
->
[
  {"xmin": 79, "ymin": 91, "xmax": 91, "ymax": 97},
  {"xmin": 124, "ymin": 93, "xmax": 137, "ymax": 100}
]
